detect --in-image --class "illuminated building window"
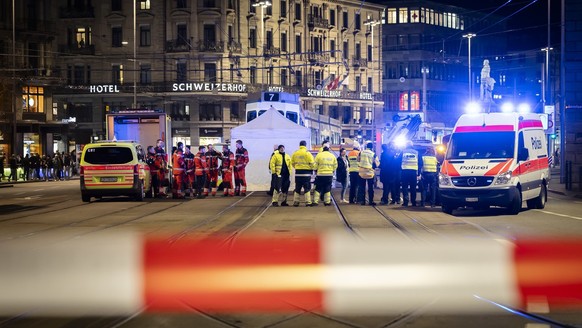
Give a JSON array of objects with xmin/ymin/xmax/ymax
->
[
  {"xmin": 112, "ymin": 64, "xmax": 124, "ymax": 84},
  {"xmin": 410, "ymin": 9, "xmax": 420, "ymax": 23},
  {"xmin": 399, "ymin": 91, "xmax": 420, "ymax": 111},
  {"xmin": 386, "ymin": 8, "xmax": 396, "ymax": 24},
  {"xmin": 139, "ymin": 0, "xmax": 150, "ymax": 10},
  {"xmin": 399, "ymin": 8, "xmax": 408, "ymax": 23},
  {"xmin": 22, "ymin": 86, "xmax": 44, "ymax": 113}
]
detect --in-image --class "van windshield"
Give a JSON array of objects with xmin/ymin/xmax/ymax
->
[
  {"xmin": 84, "ymin": 147, "xmax": 134, "ymax": 164},
  {"xmin": 446, "ymin": 132, "xmax": 515, "ymax": 160}
]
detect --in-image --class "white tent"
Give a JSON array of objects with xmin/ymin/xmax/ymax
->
[{"xmin": 230, "ymin": 108, "xmax": 311, "ymax": 191}]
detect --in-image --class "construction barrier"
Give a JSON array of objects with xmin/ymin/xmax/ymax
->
[{"xmin": 0, "ymin": 232, "xmax": 581, "ymax": 316}]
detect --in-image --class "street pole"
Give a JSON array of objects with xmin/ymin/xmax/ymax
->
[
  {"xmin": 560, "ymin": 0, "xmax": 565, "ymax": 183},
  {"xmin": 364, "ymin": 18, "xmax": 380, "ymax": 148},
  {"xmin": 422, "ymin": 67, "xmax": 428, "ymax": 120},
  {"xmin": 12, "ymin": 0, "xmax": 17, "ymax": 156},
  {"xmin": 463, "ymin": 33, "xmax": 476, "ymax": 101},
  {"xmin": 133, "ymin": 0, "xmax": 137, "ymax": 108},
  {"xmin": 252, "ymin": 1, "xmax": 271, "ymax": 84}
]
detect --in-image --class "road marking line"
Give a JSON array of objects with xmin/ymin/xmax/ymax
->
[
  {"xmin": 535, "ymin": 210, "xmax": 582, "ymax": 221},
  {"xmin": 34, "ymin": 189, "xmax": 44, "ymax": 191},
  {"xmin": 14, "ymin": 192, "xmax": 25, "ymax": 195}
]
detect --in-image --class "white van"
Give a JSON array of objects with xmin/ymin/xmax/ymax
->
[{"xmin": 438, "ymin": 113, "xmax": 550, "ymax": 215}]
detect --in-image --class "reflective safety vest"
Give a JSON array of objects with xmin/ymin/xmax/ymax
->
[
  {"xmin": 347, "ymin": 149, "xmax": 360, "ymax": 173},
  {"xmin": 358, "ymin": 149, "xmax": 378, "ymax": 179},
  {"xmin": 422, "ymin": 155, "xmax": 438, "ymax": 173},
  {"xmin": 314, "ymin": 151, "xmax": 338, "ymax": 176},
  {"xmin": 291, "ymin": 146, "xmax": 314, "ymax": 176},
  {"xmin": 401, "ymin": 147, "xmax": 419, "ymax": 170},
  {"xmin": 270, "ymin": 151, "xmax": 292, "ymax": 175}
]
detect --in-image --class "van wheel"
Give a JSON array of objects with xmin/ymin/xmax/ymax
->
[
  {"xmin": 135, "ymin": 180, "xmax": 144, "ymax": 201},
  {"xmin": 527, "ymin": 184, "xmax": 547, "ymax": 209},
  {"xmin": 507, "ymin": 192, "xmax": 522, "ymax": 215},
  {"xmin": 82, "ymin": 194, "xmax": 91, "ymax": 202}
]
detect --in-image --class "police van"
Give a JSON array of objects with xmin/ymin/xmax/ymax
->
[
  {"xmin": 80, "ymin": 141, "xmax": 151, "ymax": 202},
  {"xmin": 438, "ymin": 113, "xmax": 550, "ymax": 215}
]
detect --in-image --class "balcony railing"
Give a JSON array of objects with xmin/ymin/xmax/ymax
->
[
  {"xmin": 263, "ymin": 45, "xmax": 281, "ymax": 57},
  {"xmin": 351, "ymin": 56, "xmax": 368, "ymax": 67},
  {"xmin": 227, "ymin": 40, "xmax": 242, "ymax": 53},
  {"xmin": 308, "ymin": 15, "xmax": 330, "ymax": 29},
  {"xmin": 307, "ymin": 53, "xmax": 330, "ymax": 64},
  {"xmin": 58, "ymin": 44, "xmax": 96, "ymax": 55},
  {"xmin": 198, "ymin": 40, "xmax": 224, "ymax": 52},
  {"xmin": 166, "ymin": 39, "xmax": 193, "ymax": 52},
  {"xmin": 59, "ymin": 6, "xmax": 95, "ymax": 18}
]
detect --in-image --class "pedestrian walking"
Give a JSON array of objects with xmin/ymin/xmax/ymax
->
[
  {"xmin": 8, "ymin": 154, "xmax": 17, "ymax": 181},
  {"xmin": 22, "ymin": 154, "xmax": 30, "ymax": 181}
]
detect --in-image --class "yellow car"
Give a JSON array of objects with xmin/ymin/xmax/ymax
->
[{"xmin": 79, "ymin": 141, "xmax": 151, "ymax": 202}]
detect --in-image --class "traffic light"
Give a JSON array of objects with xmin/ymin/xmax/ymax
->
[{"xmin": 555, "ymin": 127, "xmax": 559, "ymax": 139}]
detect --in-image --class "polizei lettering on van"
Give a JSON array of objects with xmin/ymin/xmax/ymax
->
[
  {"xmin": 171, "ymin": 83, "xmax": 247, "ymax": 93},
  {"xmin": 459, "ymin": 165, "xmax": 489, "ymax": 170}
]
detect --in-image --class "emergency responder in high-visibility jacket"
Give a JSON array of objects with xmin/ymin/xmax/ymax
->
[
  {"xmin": 221, "ymin": 144, "xmax": 235, "ymax": 197},
  {"xmin": 194, "ymin": 146, "xmax": 207, "ymax": 199},
  {"xmin": 153, "ymin": 139, "xmax": 168, "ymax": 197},
  {"xmin": 401, "ymin": 141, "xmax": 420, "ymax": 206},
  {"xmin": 291, "ymin": 140, "xmax": 314, "ymax": 207},
  {"xmin": 146, "ymin": 146, "xmax": 159, "ymax": 198},
  {"xmin": 183, "ymin": 145, "xmax": 196, "ymax": 198},
  {"xmin": 171, "ymin": 148, "xmax": 186, "ymax": 199},
  {"xmin": 347, "ymin": 141, "xmax": 361, "ymax": 204},
  {"xmin": 358, "ymin": 142, "xmax": 379, "ymax": 205},
  {"xmin": 313, "ymin": 146, "xmax": 338, "ymax": 206},
  {"xmin": 234, "ymin": 140, "xmax": 249, "ymax": 196},
  {"xmin": 205, "ymin": 144, "xmax": 222, "ymax": 196},
  {"xmin": 269, "ymin": 145, "xmax": 292, "ymax": 206},
  {"xmin": 419, "ymin": 147, "xmax": 438, "ymax": 207}
]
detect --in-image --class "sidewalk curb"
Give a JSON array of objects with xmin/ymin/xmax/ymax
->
[
  {"xmin": 548, "ymin": 189, "xmax": 566, "ymax": 196},
  {"xmin": 0, "ymin": 184, "xmax": 14, "ymax": 188}
]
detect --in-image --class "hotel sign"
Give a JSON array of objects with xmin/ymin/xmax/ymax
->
[
  {"xmin": 307, "ymin": 88, "xmax": 374, "ymax": 100},
  {"xmin": 90, "ymin": 85, "xmax": 120, "ymax": 93},
  {"xmin": 172, "ymin": 82, "xmax": 246, "ymax": 93}
]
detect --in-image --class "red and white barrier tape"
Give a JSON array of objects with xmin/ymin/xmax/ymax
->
[{"xmin": 0, "ymin": 232, "xmax": 581, "ymax": 315}]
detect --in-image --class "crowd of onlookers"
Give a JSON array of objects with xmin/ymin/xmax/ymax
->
[{"xmin": 0, "ymin": 150, "xmax": 77, "ymax": 182}]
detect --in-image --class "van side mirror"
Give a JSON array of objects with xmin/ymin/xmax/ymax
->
[{"xmin": 518, "ymin": 147, "xmax": 529, "ymax": 162}]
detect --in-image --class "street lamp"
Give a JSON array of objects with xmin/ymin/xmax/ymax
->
[
  {"xmin": 252, "ymin": 0, "xmax": 272, "ymax": 84},
  {"xmin": 463, "ymin": 33, "xmax": 476, "ymax": 101},
  {"xmin": 11, "ymin": 0, "xmax": 16, "ymax": 156},
  {"xmin": 541, "ymin": 47, "xmax": 553, "ymax": 105},
  {"xmin": 364, "ymin": 18, "xmax": 380, "ymax": 148},
  {"xmin": 133, "ymin": 0, "xmax": 137, "ymax": 108}
]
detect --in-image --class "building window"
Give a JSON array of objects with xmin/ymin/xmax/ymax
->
[
  {"xmin": 410, "ymin": 9, "xmax": 420, "ymax": 23},
  {"xmin": 139, "ymin": 0, "xmax": 150, "ymax": 10},
  {"xmin": 202, "ymin": 0, "xmax": 215, "ymax": 8},
  {"xmin": 112, "ymin": 26, "xmax": 122, "ymax": 47},
  {"xmin": 386, "ymin": 8, "xmax": 396, "ymax": 24},
  {"xmin": 250, "ymin": 66, "xmax": 256, "ymax": 84},
  {"xmin": 176, "ymin": 62, "xmax": 187, "ymax": 82},
  {"xmin": 249, "ymin": 28, "xmax": 257, "ymax": 48},
  {"xmin": 280, "ymin": 0, "xmax": 287, "ymax": 18},
  {"xmin": 295, "ymin": 34, "xmax": 301, "ymax": 53},
  {"xmin": 204, "ymin": 63, "xmax": 217, "ymax": 82},
  {"xmin": 140, "ymin": 25, "xmax": 151, "ymax": 46},
  {"xmin": 140, "ymin": 64, "xmax": 151, "ymax": 84},
  {"xmin": 22, "ymin": 86, "xmax": 44, "ymax": 113},
  {"xmin": 343, "ymin": 41, "xmax": 348, "ymax": 59},
  {"xmin": 352, "ymin": 107, "xmax": 360, "ymax": 123},
  {"xmin": 367, "ymin": 44, "xmax": 372, "ymax": 61},
  {"xmin": 355, "ymin": 13, "xmax": 361, "ymax": 30},
  {"xmin": 281, "ymin": 68, "xmax": 287, "ymax": 86},
  {"xmin": 355, "ymin": 76, "xmax": 361, "ymax": 91},
  {"xmin": 281, "ymin": 32, "xmax": 287, "ymax": 52},
  {"xmin": 399, "ymin": 8, "xmax": 408, "ymax": 23},
  {"xmin": 230, "ymin": 102, "xmax": 240, "ymax": 120},
  {"xmin": 177, "ymin": 24, "xmax": 188, "ymax": 45},
  {"xmin": 295, "ymin": 69, "xmax": 302, "ymax": 87},
  {"xmin": 75, "ymin": 27, "xmax": 92, "ymax": 48},
  {"xmin": 266, "ymin": 4, "xmax": 272, "ymax": 16},
  {"xmin": 330, "ymin": 39, "xmax": 336, "ymax": 58},
  {"xmin": 199, "ymin": 103, "xmax": 221, "ymax": 121},
  {"xmin": 203, "ymin": 24, "xmax": 216, "ymax": 43},
  {"xmin": 368, "ymin": 77, "xmax": 373, "ymax": 93},
  {"xmin": 177, "ymin": 0, "xmax": 187, "ymax": 9},
  {"xmin": 330, "ymin": 9, "xmax": 336, "ymax": 26},
  {"xmin": 266, "ymin": 30, "xmax": 273, "ymax": 49},
  {"xmin": 111, "ymin": 0, "xmax": 122, "ymax": 11},
  {"xmin": 112, "ymin": 64, "xmax": 123, "ymax": 84},
  {"xmin": 314, "ymin": 71, "xmax": 322, "ymax": 87},
  {"xmin": 365, "ymin": 107, "xmax": 373, "ymax": 124},
  {"xmin": 295, "ymin": 2, "xmax": 301, "ymax": 21},
  {"xmin": 342, "ymin": 11, "xmax": 348, "ymax": 29}
]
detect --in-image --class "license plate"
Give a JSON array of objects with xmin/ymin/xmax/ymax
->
[
  {"xmin": 100, "ymin": 177, "xmax": 118, "ymax": 182},
  {"xmin": 465, "ymin": 197, "xmax": 478, "ymax": 202}
]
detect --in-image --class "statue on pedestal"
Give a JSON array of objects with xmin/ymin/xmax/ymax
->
[{"xmin": 480, "ymin": 59, "xmax": 496, "ymax": 102}]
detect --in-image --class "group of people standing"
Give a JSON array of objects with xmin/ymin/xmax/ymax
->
[
  {"xmin": 337, "ymin": 140, "xmax": 439, "ymax": 207},
  {"xmin": 145, "ymin": 139, "xmax": 249, "ymax": 199},
  {"xmin": 268, "ymin": 139, "xmax": 439, "ymax": 208},
  {"xmin": 0, "ymin": 151, "xmax": 75, "ymax": 182}
]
